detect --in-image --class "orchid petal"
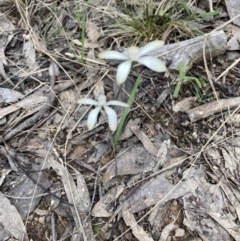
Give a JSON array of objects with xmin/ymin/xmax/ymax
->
[
  {"xmin": 138, "ymin": 56, "xmax": 166, "ymax": 72},
  {"xmin": 116, "ymin": 60, "xmax": 132, "ymax": 85},
  {"xmin": 107, "ymin": 100, "xmax": 129, "ymax": 107},
  {"xmin": 98, "ymin": 51, "xmax": 128, "ymax": 60},
  {"xmin": 78, "ymin": 98, "xmax": 99, "ymax": 106},
  {"xmin": 104, "ymin": 106, "xmax": 118, "ymax": 131},
  {"xmin": 139, "ymin": 40, "xmax": 164, "ymax": 56},
  {"xmin": 87, "ymin": 106, "xmax": 101, "ymax": 130},
  {"xmin": 127, "ymin": 46, "xmax": 140, "ymax": 61}
]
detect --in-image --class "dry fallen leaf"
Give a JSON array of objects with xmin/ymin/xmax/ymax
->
[
  {"xmin": 228, "ymin": 26, "xmax": 240, "ymax": 50},
  {"xmin": 86, "ymin": 19, "xmax": 100, "ymax": 43},
  {"xmin": 131, "ymin": 126, "xmax": 158, "ymax": 156},
  {"xmin": 159, "ymin": 222, "xmax": 177, "ymax": 241},
  {"xmin": 23, "ymin": 34, "xmax": 38, "ymax": 72},
  {"xmin": 47, "ymin": 154, "xmax": 95, "ymax": 241},
  {"xmin": 0, "ymin": 60, "xmax": 14, "ymax": 89},
  {"xmin": 103, "ymin": 146, "xmax": 156, "ymax": 184},
  {"xmin": 92, "ymin": 184, "xmax": 125, "ymax": 217},
  {"xmin": 173, "ymin": 97, "xmax": 197, "ymax": 113},
  {"xmin": 0, "ymin": 95, "xmax": 48, "ymax": 119},
  {"xmin": 225, "ymin": 0, "xmax": 240, "ymax": 27},
  {"xmin": 0, "ymin": 88, "xmax": 24, "ymax": 103},
  {"xmin": 0, "ymin": 168, "xmax": 11, "ymax": 186},
  {"xmin": 0, "ymin": 13, "xmax": 15, "ymax": 65},
  {"xmin": 122, "ymin": 206, "xmax": 154, "ymax": 241},
  {"xmin": 0, "ymin": 191, "xmax": 29, "ymax": 241}
]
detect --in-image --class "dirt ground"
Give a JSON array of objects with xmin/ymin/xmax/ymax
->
[{"xmin": 0, "ymin": 0, "xmax": 240, "ymax": 241}]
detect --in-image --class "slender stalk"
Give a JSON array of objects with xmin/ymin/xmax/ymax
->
[{"xmin": 113, "ymin": 75, "xmax": 142, "ymax": 148}]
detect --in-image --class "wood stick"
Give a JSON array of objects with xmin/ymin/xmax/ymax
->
[
  {"xmin": 187, "ymin": 97, "xmax": 240, "ymax": 122},
  {"xmin": 152, "ymin": 30, "xmax": 228, "ymax": 70}
]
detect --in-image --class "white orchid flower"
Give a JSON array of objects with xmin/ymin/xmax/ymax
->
[
  {"xmin": 78, "ymin": 95, "xmax": 129, "ymax": 131},
  {"xmin": 99, "ymin": 40, "xmax": 166, "ymax": 85}
]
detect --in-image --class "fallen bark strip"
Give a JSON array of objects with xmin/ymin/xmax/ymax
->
[
  {"xmin": 187, "ymin": 97, "xmax": 240, "ymax": 122},
  {"xmin": 152, "ymin": 30, "xmax": 228, "ymax": 70},
  {"xmin": 0, "ymin": 95, "xmax": 48, "ymax": 119}
]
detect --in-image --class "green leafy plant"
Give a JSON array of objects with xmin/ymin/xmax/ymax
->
[
  {"xmin": 173, "ymin": 61, "xmax": 204, "ymax": 100},
  {"xmin": 105, "ymin": 0, "xmax": 218, "ymax": 46}
]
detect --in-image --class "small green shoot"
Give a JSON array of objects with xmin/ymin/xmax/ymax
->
[
  {"xmin": 173, "ymin": 61, "xmax": 204, "ymax": 100},
  {"xmin": 113, "ymin": 75, "xmax": 142, "ymax": 148},
  {"xmin": 39, "ymin": 200, "xmax": 46, "ymax": 208},
  {"xmin": 74, "ymin": 0, "xmax": 86, "ymax": 63},
  {"xmin": 93, "ymin": 225, "xmax": 101, "ymax": 234},
  {"xmin": 159, "ymin": 113, "xmax": 165, "ymax": 121}
]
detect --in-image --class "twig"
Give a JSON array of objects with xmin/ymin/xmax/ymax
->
[
  {"xmin": 187, "ymin": 97, "xmax": 240, "ymax": 122},
  {"xmin": 51, "ymin": 213, "xmax": 57, "ymax": 241},
  {"xmin": 85, "ymin": 166, "xmax": 100, "ymax": 222}
]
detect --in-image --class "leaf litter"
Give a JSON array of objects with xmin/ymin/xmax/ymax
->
[{"xmin": 0, "ymin": 1, "xmax": 240, "ymax": 241}]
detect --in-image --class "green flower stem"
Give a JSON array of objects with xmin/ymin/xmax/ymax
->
[{"xmin": 113, "ymin": 75, "xmax": 142, "ymax": 148}]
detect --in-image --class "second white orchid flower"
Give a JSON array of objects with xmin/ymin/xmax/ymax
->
[
  {"xmin": 99, "ymin": 40, "xmax": 166, "ymax": 85},
  {"xmin": 78, "ymin": 95, "xmax": 129, "ymax": 131}
]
